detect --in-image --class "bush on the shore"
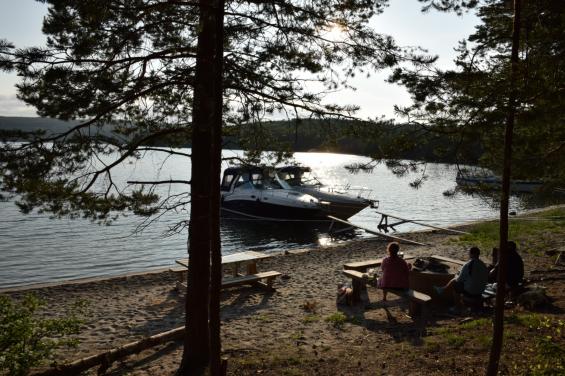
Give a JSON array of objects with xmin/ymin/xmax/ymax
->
[{"xmin": 0, "ymin": 294, "xmax": 86, "ymax": 376}]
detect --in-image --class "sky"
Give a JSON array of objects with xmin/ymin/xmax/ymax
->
[{"xmin": 0, "ymin": 0, "xmax": 479, "ymax": 119}]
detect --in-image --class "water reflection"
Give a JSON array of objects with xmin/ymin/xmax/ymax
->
[
  {"xmin": 445, "ymin": 186, "xmax": 565, "ymax": 213},
  {"xmin": 220, "ymin": 218, "xmax": 360, "ymax": 252}
]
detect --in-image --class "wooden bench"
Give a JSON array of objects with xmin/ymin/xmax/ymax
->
[
  {"xmin": 175, "ymin": 271, "xmax": 282, "ymax": 292},
  {"xmin": 170, "ymin": 267, "xmax": 188, "ymax": 291},
  {"xmin": 342, "ymin": 269, "xmax": 431, "ymax": 318},
  {"xmin": 169, "ymin": 266, "xmax": 187, "ymax": 277},
  {"xmin": 222, "ymin": 271, "xmax": 282, "ymax": 290}
]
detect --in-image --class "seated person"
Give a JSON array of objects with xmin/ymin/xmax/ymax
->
[
  {"xmin": 378, "ymin": 242, "xmax": 411, "ymax": 301},
  {"xmin": 489, "ymin": 241, "xmax": 524, "ymax": 288},
  {"xmin": 435, "ymin": 247, "xmax": 488, "ymax": 301}
]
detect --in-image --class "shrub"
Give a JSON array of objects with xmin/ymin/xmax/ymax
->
[
  {"xmin": 324, "ymin": 312, "xmax": 348, "ymax": 329},
  {"xmin": 0, "ymin": 293, "xmax": 87, "ymax": 376}
]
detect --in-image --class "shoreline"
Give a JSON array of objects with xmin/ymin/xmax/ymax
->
[
  {"xmin": 0, "ymin": 224, "xmax": 455, "ymax": 293},
  {"xmin": 3, "ymin": 203, "xmax": 563, "ymax": 293},
  {"xmin": 2, "ymin": 204, "xmax": 564, "ymax": 375}
]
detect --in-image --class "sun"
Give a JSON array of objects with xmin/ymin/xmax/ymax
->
[{"xmin": 323, "ymin": 22, "xmax": 347, "ymax": 42}]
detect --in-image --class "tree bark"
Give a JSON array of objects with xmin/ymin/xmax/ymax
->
[
  {"xmin": 208, "ymin": 0, "xmax": 226, "ymax": 374},
  {"xmin": 178, "ymin": 0, "xmax": 225, "ymax": 374},
  {"xmin": 486, "ymin": 0, "xmax": 522, "ymax": 375}
]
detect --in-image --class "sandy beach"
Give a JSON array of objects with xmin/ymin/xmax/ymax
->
[{"xmin": 3, "ymin": 212, "xmax": 565, "ymax": 376}]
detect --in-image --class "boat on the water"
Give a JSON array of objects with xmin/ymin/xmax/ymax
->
[
  {"xmin": 276, "ymin": 166, "xmax": 378, "ymax": 219},
  {"xmin": 455, "ymin": 171, "xmax": 543, "ymax": 193},
  {"xmin": 221, "ymin": 166, "xmax": 326, "ymax": 220},
  {"xmin": 220, "ymin": 165, "xmax": 377, "ymax": 221}
]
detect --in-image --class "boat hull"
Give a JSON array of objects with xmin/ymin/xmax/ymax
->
[
  {"xmin": 221, "ymin": 200, "xmax": 326, "ymax": 221},
  {"xmin": 294, "ymin": 187, "xmax": 373, "ymax": 219}
]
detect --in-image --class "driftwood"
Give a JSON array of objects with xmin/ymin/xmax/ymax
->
[{"xmin": 33, "ymin": 326, "xmax": 185, "ymax": 376}]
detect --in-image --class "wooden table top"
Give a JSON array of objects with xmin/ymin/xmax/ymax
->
[{"xmin": 175, "ymin": 250, "xmax": 270, "ymax": 268}]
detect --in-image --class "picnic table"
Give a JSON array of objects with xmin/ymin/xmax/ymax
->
[
  {"xmin": 343, "ymin": 255, "xmax": 416, "ymax": 272},
  {"xmin": 342, "ymin": 254, "xmax": 468, "ymax": 317},
  {"xmin": 173, "ymin": 251, "xmax": 281, "ymax": 291}
]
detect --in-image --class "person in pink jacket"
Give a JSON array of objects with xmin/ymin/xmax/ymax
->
[{"xmin": 378, "ymin": 242, "xmax": 412, "ymax": 301}]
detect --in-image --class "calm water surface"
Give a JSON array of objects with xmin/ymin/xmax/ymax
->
[{"xmin": 0, "ymin": 150, "xmax": 561, "ymax": 288}]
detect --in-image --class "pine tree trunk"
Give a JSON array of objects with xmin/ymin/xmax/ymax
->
[
  {"xmin": 486, "ymin": 1, "xmax": 521, "ymax": 375},
  {"xmin": 178, "ymin": 0, "xmax": 225, "ymax": 374},
  {"xmin": 208, "ymin": 0, "xmax": 226, "ymax": 374}
]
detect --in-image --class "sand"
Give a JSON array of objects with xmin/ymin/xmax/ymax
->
[{"xmin": 2, "ymin": 222, "xmax": 564, "ymax": 375}]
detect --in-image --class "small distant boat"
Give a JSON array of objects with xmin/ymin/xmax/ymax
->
[
  {"xmin": 456, "ymin": 171, "xmax": 543, "ymax": 193},
  {"xmin": 276, "ymin": 166, "xmax": 378, "ymax": 219}
]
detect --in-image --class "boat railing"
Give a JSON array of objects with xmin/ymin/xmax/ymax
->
[{"xmin": 323, "ymin": 184, "xmax": 375, "ymax": 200}]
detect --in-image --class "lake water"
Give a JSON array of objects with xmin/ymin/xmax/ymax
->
[{"xmin": 1, "ymin": 150, "xmax": 562, "ymax": 288}]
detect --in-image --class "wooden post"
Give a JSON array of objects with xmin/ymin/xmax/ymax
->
[
  {"xmin": 246, "ymin": 262, "xmax": 257, "ymax": 275},
  {"xmin": 232, "ymin": 262, "xmax": 239, "ymax": 277},
  {"xmin": 408, "ymin": 300, "xmax": 422, "ymax": 318},
  {"xmin": 351, "ymin": 278, "xmax": 363, "ymax": 303}
]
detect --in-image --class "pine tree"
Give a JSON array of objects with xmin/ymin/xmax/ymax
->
[
  {"xmin": 390, "ymin": 1, "xmax": 563, "ymax": 374},
  {"xmin": 390, "ymin": 0, "xmax": 565, "ymax": 182},
  {"xmin": 0, "ymin": 1, "xmax": 430, "ymax": 373}
]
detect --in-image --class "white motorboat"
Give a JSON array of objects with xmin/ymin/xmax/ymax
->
[
  {"xmin": 220, "ymin": 166, "xmax": 326, "ymax": 220},
  {"xmin": 276, "ymin": 166, "xmax": 378, "ymax": 219}
]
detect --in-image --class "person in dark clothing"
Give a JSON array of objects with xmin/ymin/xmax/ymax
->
[
  {"xmin": 435, "ymin": 246, "xmax": 489, "ymax": 299},
  {"xmin": 489, "ymin": 241, "xmax": 524, "ymax": 288}
]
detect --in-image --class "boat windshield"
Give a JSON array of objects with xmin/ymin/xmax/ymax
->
[
  {"xmin": 278, "ymin": 169, "xmax": 321, "ymax": 187},
  {"xmin": 246, "ymin": 171, "xmax": 283, "ymax": 190},
  {"xmin": 233, "ymin": 173, "xmax": 253, "ymax": 190},
  {"xmin": 262, "ymin": 171, "xmax": 283, "ymax": 189}
]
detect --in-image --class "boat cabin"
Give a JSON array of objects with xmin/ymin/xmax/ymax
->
[{"xmin": 221, "ymin": 166, "xmax": 290, "ymax": 192}]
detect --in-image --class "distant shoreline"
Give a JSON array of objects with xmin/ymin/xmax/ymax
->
[{"xmin": 0, "ymin": 116, "xmax": 477, "ymax": 163}]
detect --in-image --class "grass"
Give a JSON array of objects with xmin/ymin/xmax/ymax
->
[
  {"xmin": 455, "ymin": 207, "xmax": 565, "ymax": 252},
  {"xmin": 232, "ymin": 348, "xmax": 310, "ymax": 375},
  {"xmin": 325, "ymin": 312, "xmax": 348, "ymax": 329},
  {"xmin": 436, "ymin": 312, "xmax": 565, "ymax": 374},
  {"xmin": 445, "ymin": 333, "xmax": 466, "ymax": 348},
  {"xmin": 506, "ymin": 313, "xmax": 544, "ymax": 328},
  {"xmin": 459, "ymin": 317, "xmax": 491, "ymax": 330},
  {"xmin": 302, "ymin": 314, "xmax": 320, "ymax": 324},
  {"xmin": 423, "ymin": 339, "xmax": 441, "ymax": 353},
  {"xmin": 290, "ymin": 331, "xmax": 304, "ymax": 341},
  {"xmin": 255, "ymin": 313, "xmax": 272, "ymax": 322},
  {"xmin": 476, "ymin": 334, "xmax": 492, "ymax": 349},
  {"xmin": 525, "ymin": 337, "xmax": 565, "ymax": 376}
]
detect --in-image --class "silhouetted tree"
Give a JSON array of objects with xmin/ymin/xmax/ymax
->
[
  {"xmin": 391, "ymin": 0, "xmax": 563, "ymax": 373},
  {"xmin": 0, "ymin": 0, "xmax": 431, "ymax": 373}
]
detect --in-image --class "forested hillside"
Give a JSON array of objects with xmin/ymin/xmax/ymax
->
[{"xmin": 0, "ymin": 116, "xmax": 480, "ymax": 163}]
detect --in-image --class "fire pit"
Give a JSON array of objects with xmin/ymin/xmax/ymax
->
[{"xmin": 409, "ymin": 255, "xmax": 465, "ymax": 304}]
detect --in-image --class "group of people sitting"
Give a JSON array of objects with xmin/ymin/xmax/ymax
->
[{"xmin": 377, "ymin": 241, "xmax": 524, "ymax": 305}]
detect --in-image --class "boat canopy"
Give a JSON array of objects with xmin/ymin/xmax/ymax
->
[{"xmin": 221, "ymin": 166, "xmax": 288, "ymax": 191}]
